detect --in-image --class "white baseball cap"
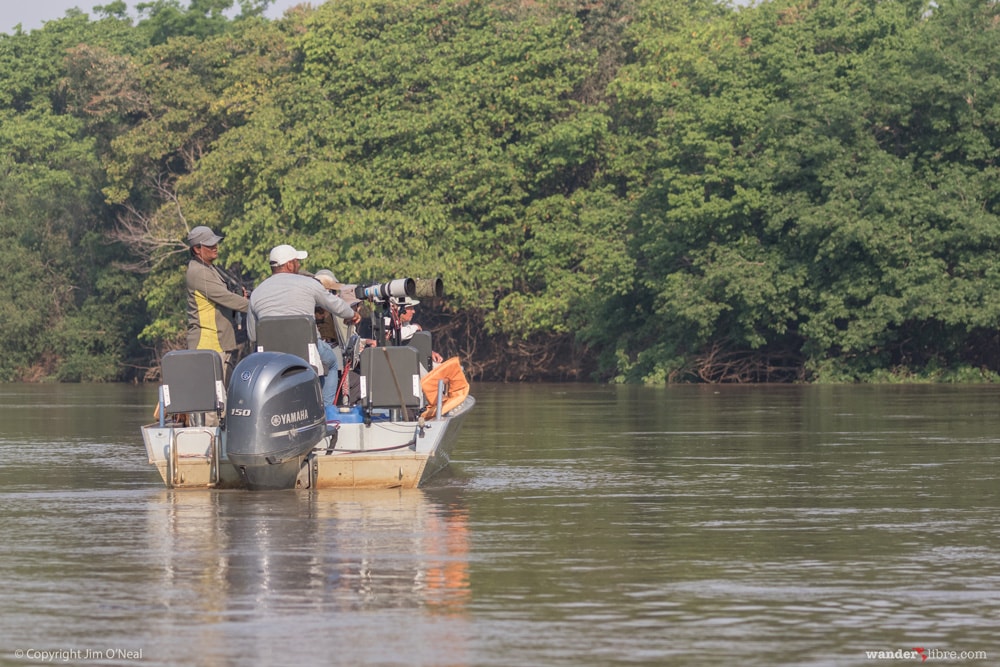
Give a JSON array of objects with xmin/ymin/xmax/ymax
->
[
  {"xmin": 268, "ymin": 244, "xmax": 308, "ymax": 266},
  {"xmin": 397, "ymin": 297, "xmax": 420, "ymax": 308}
]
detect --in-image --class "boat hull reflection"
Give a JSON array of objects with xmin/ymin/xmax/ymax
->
[{"xmin": 146, "ymin": 488, "xmax": 471, "ymax": 616}]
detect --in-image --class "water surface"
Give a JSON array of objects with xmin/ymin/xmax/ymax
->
[{"xmin": 0, "ymin": 383, "xmax": 997, "ymax": 665}]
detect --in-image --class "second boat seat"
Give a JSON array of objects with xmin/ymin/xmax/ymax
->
[{"xmin": 254, "ymin": 315, "xmax": 324, "ymax": 375}]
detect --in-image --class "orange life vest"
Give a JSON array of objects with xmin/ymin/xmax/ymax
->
[{"xmin": 420, "ymin": 357, "xmax": 470, "ymax": 419}]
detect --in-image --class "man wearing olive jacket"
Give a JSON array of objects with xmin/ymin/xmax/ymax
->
[{"xmin": 185, "ymin": 225, "xmax": 249, "ymax": 384}]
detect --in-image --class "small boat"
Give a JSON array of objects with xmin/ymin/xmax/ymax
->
[{"xmin": 141, "ymin": 315, "xmax": 474, "ymax": 490}]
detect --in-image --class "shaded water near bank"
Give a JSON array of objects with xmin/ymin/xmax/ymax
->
[{"xmin": 0, "ymin": 382, "xmax": 997, "ymax": 665}]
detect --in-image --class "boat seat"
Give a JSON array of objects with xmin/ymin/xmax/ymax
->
[
  {"xmin": 408, "ymin": 330, "xmax": 434, "ymax": 371},
  {"xmin": 255, "ymin": 315, "xmax": 324, "ymax": 375},
  {"xmin": 156, "ymin": 349, "xmax": 225, "ymax": 487},
  {"xmin": 359, "ymin": 345, "xmax": 423, "ymax": 410},
  {"xmin": 160, "ymin": 349, "xmax": 224, "ymax": 416}
]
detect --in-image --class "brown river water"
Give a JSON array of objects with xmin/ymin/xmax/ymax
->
[{"xmin": 0, "ymin": 382, "xmax": 997, "ymax": 666}]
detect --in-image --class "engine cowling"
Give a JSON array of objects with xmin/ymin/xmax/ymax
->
[{"xmin": 225, "ymin": 351, "xmax": 326, "ymax": 489}]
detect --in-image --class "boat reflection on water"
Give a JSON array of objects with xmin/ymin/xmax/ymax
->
[
  {"xmin": 145, "ymin": 486, "xmax": 471, "ymax": 623},
  {"xmin": 321, "ymin": 488, "xmax": 471, "ymax": 614}
]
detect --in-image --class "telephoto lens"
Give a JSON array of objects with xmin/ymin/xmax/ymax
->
[
  {"xmin": 354, "ymin": 278, "xmax": 416, "ymax": 301},
  {"xmin": 413, "ymin": 277, "xmax": 444, "ymax": 298}
]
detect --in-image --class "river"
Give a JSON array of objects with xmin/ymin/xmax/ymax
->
[{"xmin": 0, "ymin": 382, "xmax": 997, "ymax": 666}]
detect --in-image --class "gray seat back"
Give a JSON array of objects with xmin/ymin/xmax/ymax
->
[
  {"xmin": 161, "ymin": 349, "xmax": 224, "ymax": 415},
  {"xmin": 255, "ymin": 315, "xmax": 324, "ymax": 374},
  {"xmin": 359, "ymin": 346, "xmax": 423, "ymax": 409},
  {"xmin": 408, "ymin": 330, "xmax": 434, "ymax": 371}
]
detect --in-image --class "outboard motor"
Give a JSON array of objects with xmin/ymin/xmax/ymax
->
[{"xmin": 225, "ymin": 351, "xmax": 326, "ymax": 490}]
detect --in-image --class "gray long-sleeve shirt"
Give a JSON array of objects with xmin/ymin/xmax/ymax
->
[{"xmin": 247, "ymin": 272, "xmax": 355, "ymax": 343}]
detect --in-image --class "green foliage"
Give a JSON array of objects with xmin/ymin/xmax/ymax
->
[
  {"xmin": 0, "ymin": 14, "xmax": 149, "ymax": 381},
  {"xmin": 0, "ymin": 109, "xmax": 97, "ymax": 379},
  {"xmin": 52, "ymin": 263, "xmax": 147, "ymax": 382},
  {"xmin": 135, "ymin": 0, "xmax": 269, "ymax": 44},
  {"xmin": 2, "ymin": 0, "xmax": 1000, "ymax": 383},
  {"xmin": 186, "ymin": 0, "xmax": 623, "ymax": 347},
  {"xmin": 0, "ymin": 245, "xmax": 51, "ymax": 380},
  {"xmin": 605, "ymin": 0, "xmax": 1000, "ymax": 383}
]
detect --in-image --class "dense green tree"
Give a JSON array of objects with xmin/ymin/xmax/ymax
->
[
  {"xmin": 0, "ymin": 14, "xmax": 147, "ymax": 381},
  {"xmin": 82, "ymin": 17, "xmax": 296, "ymax": 354},
  {"xmin": 743, "ymin": 0, "xmax": 1000, "ymax": 382},
  {"xmin": 135, "ymin": 0, "xmax": 271, "ymax": 44},
  {"xmin": 169, "ymin": 0, "xmax": 626, "ymax": 378},
  {"xmin": 1, "ymin": 0, "xmax": 999, "ymax": 383},
  {"xmin": 603, "ymin": 0, "xmax": 777, "ymax": 381},
  {"xmin": 604, "ymin": 0, "xmax": 1000, "ymax": 383}
]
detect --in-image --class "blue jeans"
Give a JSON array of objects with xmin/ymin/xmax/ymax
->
[{"xmin": 317, "ymin": 339, "xmax": 341, "ymax": 406}]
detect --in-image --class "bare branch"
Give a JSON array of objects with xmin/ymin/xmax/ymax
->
[{"xmin": 108, "ymin": 174, "xmax": 192, "ymax": 273}]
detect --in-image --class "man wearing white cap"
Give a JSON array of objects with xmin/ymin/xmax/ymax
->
[
  {"xmin": 387, "ymin": 296, "xmax": 443, "ymax": 365},
  {"xmin": 248, "ymin": 244, "xmax": 361, "ymax": 405},
  {"xmin": 185, "ymin": 225, "xmax": 249, "ymax": 384},
  {"xmin": 396, "ymin": 297, "xmax": 423, "ymax": 342}
]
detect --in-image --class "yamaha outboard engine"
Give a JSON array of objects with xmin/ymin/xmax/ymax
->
[{"xmin": 225, "ymin": 351, "xmax": 326, "ymax": 490}]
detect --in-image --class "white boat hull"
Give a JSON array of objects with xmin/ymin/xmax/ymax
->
[
  {"xmin": 310, "ymin": 395, "xmax": 473, "ymax": 488},
  {"xmin": 142, "ymin": 396, "xmax": 475, "ymax": 490}
]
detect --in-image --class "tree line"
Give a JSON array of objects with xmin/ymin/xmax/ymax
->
[{"xmin": 0, "ymin": 0, "xmax": 997, "ymax": 384}]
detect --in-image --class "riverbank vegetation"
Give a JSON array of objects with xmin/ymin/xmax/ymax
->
[{"xmin": 1, "ymin": 0, "xmax": 997, "ymax": 383}]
